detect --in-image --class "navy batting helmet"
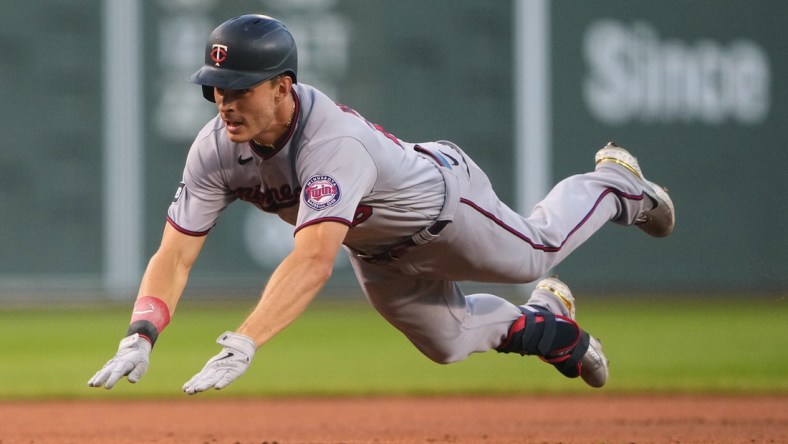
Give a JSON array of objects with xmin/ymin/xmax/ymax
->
[{"xmin": 188, "ymin": 14, "xmax": 298, "ymax": 102}]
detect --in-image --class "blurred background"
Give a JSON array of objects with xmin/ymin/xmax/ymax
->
[{"xmin": 1, "ymin": 0, "xmax": 786, "ymax": 305}]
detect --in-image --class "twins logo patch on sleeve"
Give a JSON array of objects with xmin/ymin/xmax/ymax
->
[{"xmin": 303, "ymin": 175, "xmax": 341, "ymax": 210}]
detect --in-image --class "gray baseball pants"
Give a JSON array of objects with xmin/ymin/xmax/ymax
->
[{"xmin": 347, "ymin": 141, "xmax": 652, "ymax": 364}]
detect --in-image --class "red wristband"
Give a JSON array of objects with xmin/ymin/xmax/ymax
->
[{"xmin": 129, "ymin": 296, "xmax": 171, "ymax": 336}]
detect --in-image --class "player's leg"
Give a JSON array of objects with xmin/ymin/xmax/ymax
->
[
  {"xmin": 497, "ymin": 276, "xmax": 609, "ymax": 387},
  {"xmin": 593, "ymin": 142, "xmax": 674, "ymax": 237},
  {"xmin": 348, "ymin": 253, "xmax": 603, "ymax": 383},
  {"xmin": 394, "ymin": 174, "xmax": 621, "ymax": 284},
  {"xmin": 347, "ymin": 253, "xmax": 520, "ymax": 364},
  {"xmin": 400, "ymin": 141, "xmax": 673, "ymax": 284}
]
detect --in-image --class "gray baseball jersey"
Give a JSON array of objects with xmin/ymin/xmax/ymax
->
[
  {"xmin": 169, "ymin": 83, "xmax": 446, "ymax": 255},
  {"xmin": 169, "ymin": 83, "xmax": 655, "ymax": 365}
]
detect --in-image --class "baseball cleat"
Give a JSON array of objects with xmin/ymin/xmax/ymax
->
[
  {"xmin": 528, "ymin": 276, "xmax": 576, "ymax": 319},
  {"xmin": 525, "ymin": 276, "xmax": 609, "ymax": 388},
  {"xmin": 580, "ymin": 335, "xmax": 608, "ymax": 388},
  {"xmin": 595, "ymin": 142, "xmax": 675, "ymax": 238}
]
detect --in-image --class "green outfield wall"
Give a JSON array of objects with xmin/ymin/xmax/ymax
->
[{"xmin": 0, "ymin": 0, "xmax": 784, "ymax": 298}]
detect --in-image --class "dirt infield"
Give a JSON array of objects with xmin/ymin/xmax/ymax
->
[{"xmin": 1, "ymin": 395, "xmax": 786, "ymax": 443}]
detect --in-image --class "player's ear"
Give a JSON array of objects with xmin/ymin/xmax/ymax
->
[{"xmin": 275, "ymin": 75, "xmax": 293, "ymax": 98}]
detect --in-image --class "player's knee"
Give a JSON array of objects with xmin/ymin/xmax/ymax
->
[
  {"xmin": 423, "ymin": 350, "xmax": 460, "ymax": 365},
  {"xmin": 523, "ymin": 265, "xmax": 555, "ymax": 284},
  {"xmin": 414, "ymin": 339, "xmax": 466, "ymax": 365}
]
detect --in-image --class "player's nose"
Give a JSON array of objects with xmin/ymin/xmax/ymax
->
[
  {"xmin": 216, "ymin": 96, "xmax": 234, "ymax": 113},
  {"xmin": 214, "ymin": 88, "xmax": 233, "ymax": 109}
]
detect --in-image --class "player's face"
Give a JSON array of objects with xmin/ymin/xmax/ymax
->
[{"xmin": 214, "ymin": 78, "xmax": 284, "ymax": 144}]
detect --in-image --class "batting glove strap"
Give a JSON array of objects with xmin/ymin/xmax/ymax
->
[{"xmin": 216, "ymin": 331, "xmax": 257, "ymax": 357}]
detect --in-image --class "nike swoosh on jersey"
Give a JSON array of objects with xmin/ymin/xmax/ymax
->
[{"xmin": 238, "ymin": 155, "xmax": 254, "ymax": 165}]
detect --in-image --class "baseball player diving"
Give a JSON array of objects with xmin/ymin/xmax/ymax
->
[{"xmin": 89, "ymin": 14, "xmax": 674, "ymax": 393}]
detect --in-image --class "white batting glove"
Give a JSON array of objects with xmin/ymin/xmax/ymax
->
[
  {"xmin": 87, "ymin": 333, "xmax": 152, "ymax": 389},
  {"xmin": 182, "ymin": 331, "xmax": 257, "ymax": 395}
]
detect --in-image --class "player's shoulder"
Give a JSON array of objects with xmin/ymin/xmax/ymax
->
[
  {"xmin": 296, "ymin": 83, "xmax": 363, "ymax": 120},
  {"xmin": 295, "ymin": 84, "xmax": 375, "ymax": 138},
  {"xmin": 292, "ymin": 83, "xmax": 328, "ymax": 106}
]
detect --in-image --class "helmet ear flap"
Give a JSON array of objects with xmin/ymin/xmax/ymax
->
[{"xmin": 202, "ymin": 85, "xmax": 216, "ymax": 103}]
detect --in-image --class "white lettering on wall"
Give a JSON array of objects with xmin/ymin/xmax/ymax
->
[{"xmin": 583, "ymin": 20, "xmax": 771, "ymax": 125}]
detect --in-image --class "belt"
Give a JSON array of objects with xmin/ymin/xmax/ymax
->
[{"xmin": 355, "ymin": 219, "xmax": 450, "ymax": 264}]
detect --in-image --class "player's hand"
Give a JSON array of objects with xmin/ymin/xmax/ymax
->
[
  {"xmin": 182, "ymin": 331, "xmax": 257, "ymax": 395},
  {"xmin": 87, "ymin": 333, "xmax": 152, "ymax": 389}
]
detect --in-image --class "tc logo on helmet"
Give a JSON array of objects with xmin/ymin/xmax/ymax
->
[{"xmin": 210, "ymin": 44, "xmax": 228, "ymax": 66}]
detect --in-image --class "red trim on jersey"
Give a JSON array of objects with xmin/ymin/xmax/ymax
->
[
  {"xmin": 166, "ymin": 216, "xmax": 210, "ymax": 237},
  {"xmin": 249, "ymin": 88, "xmax": 300, "ymax": 159},
  {"xmin": 294, "ymin": 217, "xmax": 352, "ymax": 236}
]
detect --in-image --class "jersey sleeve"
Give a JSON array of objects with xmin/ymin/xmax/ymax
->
[
  {"xmin": 295, "ymin": 137, "xmax": 377, "ymax": 231},
  {"xmin": 167, "ymin": 140, "xmax": 236, "ymax": 235}
]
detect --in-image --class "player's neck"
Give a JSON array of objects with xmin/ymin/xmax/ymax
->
[{"xmin": 253, "ymin": 95, "xmax": 295, "ymax": 150}]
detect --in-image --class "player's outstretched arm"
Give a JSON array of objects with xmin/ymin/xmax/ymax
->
[
  {"xmin": 88, "ymin": 223, "xmax": 206, "ymax": 389},
  {"xmin": 183, "ymin": 221, "xmax": 349, "ymax": 394}
]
